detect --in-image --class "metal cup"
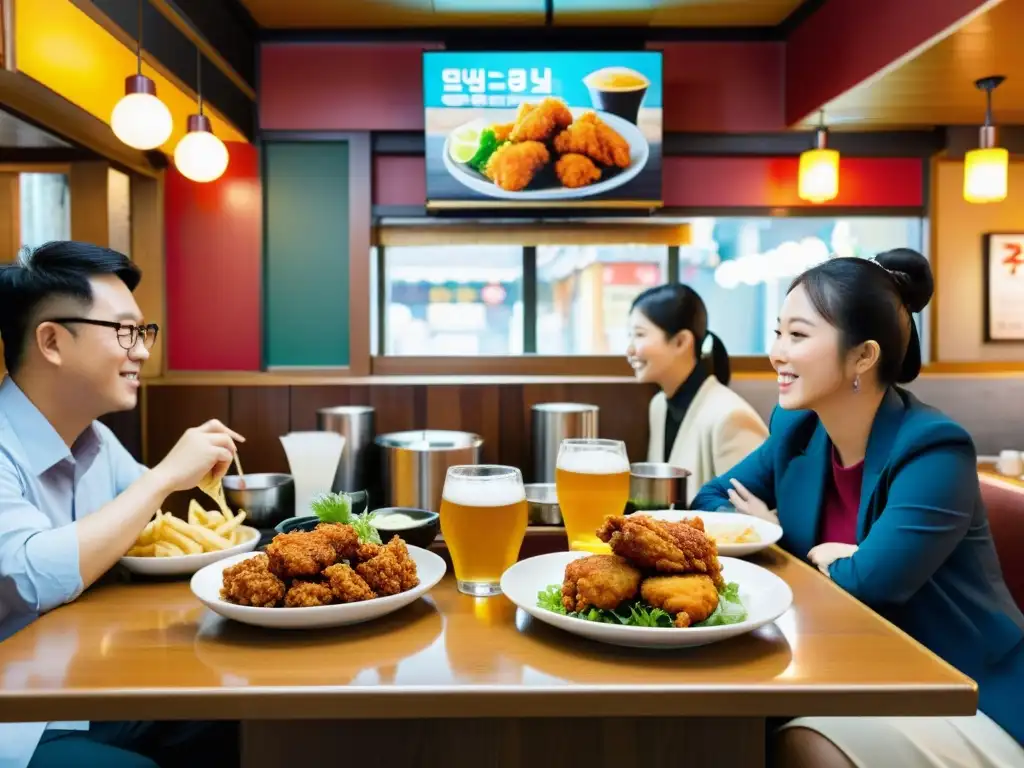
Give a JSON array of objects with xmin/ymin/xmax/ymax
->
[{"xmin": 626, "ymin": 462, "xmax": 690, "ymax": 513}]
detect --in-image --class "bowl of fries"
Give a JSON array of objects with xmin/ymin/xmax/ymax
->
[{"xmin": 119, "ymin": 499, "xmax": 260, "ymax": 576}]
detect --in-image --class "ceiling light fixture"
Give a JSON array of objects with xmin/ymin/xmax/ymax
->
[
  {"xmin": 798, "ymin": 112, "xmax": 840, "ymax": 204},
  {"xmin": 964, "ymin": 75, "xmax": 1008, "ymax": 204},
  {"xmin": 110, "ymin": 0, "xmax": 173, "ymax": 150},
  {"xmin": 173, "ymin": 47, "xmax": 229, "ymax": 183}
]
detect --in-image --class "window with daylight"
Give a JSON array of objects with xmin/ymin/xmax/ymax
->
[
  {"xmin": 678, "ymin": 216, "xmax": 928, "ymax": 358},
  {"xmin": 19, "ymin": 173, "xmax": 70, "ymax": 249}
]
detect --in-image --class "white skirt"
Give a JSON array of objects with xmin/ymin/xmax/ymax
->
[{"xmin": 781, "ymin": 712, "xmax": 1024, "ymax": 768}]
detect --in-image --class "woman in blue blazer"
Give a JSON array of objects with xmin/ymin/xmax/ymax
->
[{"xmin": 692, "ymin": 249, "xmax": 1024, "ymax": 766}]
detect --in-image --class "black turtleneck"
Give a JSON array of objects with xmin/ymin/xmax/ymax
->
[{"xmin": 663, "ymin": 361, "xmax": 710, "ymax": 462}]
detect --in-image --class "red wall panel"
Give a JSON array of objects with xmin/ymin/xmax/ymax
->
[
  {"xmin": 261, "ymin": 42, "xmax": 784, "ymax": 133},
  {"xmin": 652, "ymin": 42, "xmax": 785, "ymax": 132},
  {"xmin": 372, "ymin": 155, "xmax": 923, "ymax": 209},
  {"xmin": 786, "ymin": 0, "xmax": 992, "ymax": 124},
  {"xmin": 165, "ymin": 141, "xmax": 262, "ymax": 371},
  {"xmin": 260, "ymin": 43, "xmax": 442, "ymax": 131},
  {"xmin": 662, "ymin": 157, "xmax": 923, "ymax": 208}
]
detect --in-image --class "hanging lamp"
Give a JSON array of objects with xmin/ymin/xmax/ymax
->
[
  {"xmin": 964, "ymin": 75, "xmax": 1008, "ymax": 204},
  {"xmin": 110, "ymin": 0, "xmax": 173, "ymax": 150},
  {"xmin": 174, "ymin": 48, "xmax": 229, "ymax": 183},
  {"xmin": 798, "ymin": 112, "xmax": 840, "ymax": 204}
]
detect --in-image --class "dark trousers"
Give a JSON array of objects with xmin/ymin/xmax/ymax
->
[{"xmin": 28, "ymin": 721, "xmax": 239, "ymax": 768}]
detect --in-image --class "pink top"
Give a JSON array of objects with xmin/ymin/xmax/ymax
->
[{"xmin": 820, "ymin": 447, "xmax": 863, "ymax": 546}]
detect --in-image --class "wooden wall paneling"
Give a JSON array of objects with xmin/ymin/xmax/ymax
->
[
  {"xmin": 460, "ymin": 386, "xmax": 502, "ymax": 466},
  {"xmin": 68, "ymin": 161, "xmax": 109, "ymax": 245},
  {"xmin": 369, "ymin": 386, "xmax": 420, "ymax": 436},
  {"xmin": 565, "ymin": 383, "xmax": 655, "ymax": 464},
  {"xmin": 0, "ymin": 172, "xmax": 18, "ymax": 260},
  {"xmin": 498, "ymin": 385, "xmax": 528, "ymax": 478},
  {"xmin": 131, "ymin": 174, "xmax": 165, "ymax": 378},
  {"xmin": 287, "ymin": 385, "xmax": 374, "ymax": 431},
  {"xmin": 229, "ymin": 386, "xmax": 290, "ymax": 474},
  {"xmin": 144, "ymin": 385, "xmax": 230, "ymax": 517},
  {"xmin": 424, "ymin": 386, "xmax": 463, "ymax": 432}
]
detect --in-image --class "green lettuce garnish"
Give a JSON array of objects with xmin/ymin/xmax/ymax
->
[
  {"xmin": 310, "ymin": 492, "xmax": 381, "ymax": 545},
  {"xmin": 468, "ymin": 128, "xmax": 504, "ymax": 172},
  {"xmin": 536, "ymin": 581, "xmax": 747, "ymax": 628}
]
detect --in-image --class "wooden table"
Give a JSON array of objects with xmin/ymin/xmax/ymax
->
[
  {"xmin": 0, "ymin": 544, "xmax": 976, "ymax": 768},
  {"xmin": 979, "ymin": 461, "xmax": 1024, "ymax": 489}
]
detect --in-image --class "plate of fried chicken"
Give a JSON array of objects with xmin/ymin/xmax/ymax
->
[
  {"xmin": 189, "ymin": 522, "xmax": 447, "ymax": 629},
  {"xmin": 443, "ymin": 97, "xmax": 649, "ymax": 200},
  {"xmin": 500, "ymin": 515, "xmax": 793, "ymax": 648}
]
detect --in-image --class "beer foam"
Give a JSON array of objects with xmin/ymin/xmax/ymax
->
[
  {"xmin": 557, "ymin": 448, "xmax": 630, "ymax": 474},
  {"xmin": 443, "ymin": 475, "xmax": 525, "ymax": 507}
]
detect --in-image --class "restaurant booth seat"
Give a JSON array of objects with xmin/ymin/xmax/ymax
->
[{"xmin": 980, "ymin": 474, "xmax": 1024, "ymax": 610}]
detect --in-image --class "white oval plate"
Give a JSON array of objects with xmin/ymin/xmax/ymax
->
[
  {"xmin": 500, "ymin": 551, "xmax": 792, "ymax": 649},
  {"xmin": 119, "ymin": 526, "xmax": 261, "ymax": 576},
  {"xmin": 442, "ymin": 109, "xmax": 649, "ymax": 201},
  {"xmin": 189, "ymin": 546, "xmax": 447, "ymax": 629},
  {"xmin": 637, "ymin": 510, "xmax": 783, "ymax": 558}
]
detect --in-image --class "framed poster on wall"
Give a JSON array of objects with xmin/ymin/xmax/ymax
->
[{"xmin": 983, "ymin": 233, "xmax": 1024, "ymax": 342}]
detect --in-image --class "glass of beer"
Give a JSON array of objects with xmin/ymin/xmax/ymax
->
[
  {"xmin": 439, "ymin": 465, "xmax": 528, "ymax": 597},
  {"xmin": 556, "ymin": 439, "xmax": 630, "ymax": 552}
]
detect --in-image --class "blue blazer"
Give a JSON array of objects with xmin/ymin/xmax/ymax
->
[{"xmin": 692, "ymin": 387, "xmax": 1024, "ymax": 743}]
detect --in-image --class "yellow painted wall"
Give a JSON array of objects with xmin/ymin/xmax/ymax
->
[
  {"xmin": 934, "ymin": 160, "xmax": 1024, "ymax": 362},
  {"xmin": 15, "ymin": 0, "xmax": 246, "ymax": 153}
]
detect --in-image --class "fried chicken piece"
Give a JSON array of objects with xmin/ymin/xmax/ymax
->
[
  {"xmin": 484, "ymin": 141, "xmax": 550, "ymax": 192},
  {"xmin": 265, "ymin": 530, "xmax": 337, "ymax": 580},
  {"xmin": 492, "ymin": 122, "xmax": 515, "ymax": 142},
  {"xmin": 509, "ymin": 98, "xmax": 573, "ymax": 142},
  {"xmin": 220, "ymin": 554, "xmax": 286, "ymax": 607},
  {"xmin": 553, "ymin": 111, "xmax": 631, "ymax": 169},
  {"xmin": 641, "ymin": 574, "xmax": 719, "ymax": 628},
  {"xmin": 313, "ymin": 522, "xmax": 360, "ymax": 560},
  {"xmin": 555, "ymin": 153, "xmax": 601, "ymax": 189},
  {"xmin": 356, "ymin": 536, "xmax": 419, "ymax": 596},
  {"xmin": 284, "ymin": 580, "xmax": 334, "ymax": 607},
  {"xmin": 597, "ymin": 515, "xmax": 724, "ymax": 587},
  {"xmin": 561, "ymin": 554, "xmax": 641, "ymax": 613},
  {"xmin": 324, "ymin": 563, "xmax": 377, "ymax": 603},
  {"xmin": 353, "ymin": 541, "xmax": 382, "ymax": 564}
]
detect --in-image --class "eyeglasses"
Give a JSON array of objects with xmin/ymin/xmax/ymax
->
[{"xmin": 47, "ymin": 318, "xmax": 160, "ymax": 351}]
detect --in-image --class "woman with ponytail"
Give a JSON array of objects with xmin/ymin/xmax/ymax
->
[
  {"xmin": 627, "ymin": 284, "xmax": 768, "ymax": 505},
  {"xmin": 692, "ymin": 249, "xmax": 1024, "ymax": 765}
]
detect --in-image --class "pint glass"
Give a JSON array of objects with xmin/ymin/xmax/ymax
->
[
  {"xmin": 555, "ymin": 438, "xmax": 630, "ymax": 551},
  {"xmin": 439, "ymin": 465, "xmax": 528, "ymax": 596}
]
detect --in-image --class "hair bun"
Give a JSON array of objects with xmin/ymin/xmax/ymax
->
[{"xmin": 874, "ymin": 248, "xmax": 933, "ymax": 314}]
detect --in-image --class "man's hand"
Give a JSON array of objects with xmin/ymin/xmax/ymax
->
[{"xmin": 151, "ymin": 420, "xmax": 245, "ymax": 494}]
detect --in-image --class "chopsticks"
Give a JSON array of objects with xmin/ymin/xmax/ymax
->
[{"xmin": 233, "ymin": 452, "xmax": 246, "ymax": 490}]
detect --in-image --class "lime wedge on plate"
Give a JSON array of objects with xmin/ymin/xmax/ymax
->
[{"xmin": 448, "ymin": 125, "xmax": 482, "ymax": 164}]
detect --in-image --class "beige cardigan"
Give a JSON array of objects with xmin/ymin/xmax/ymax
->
[{"xmin": 647, "ymin": 377, "xmax": 769, "ymax": 506}]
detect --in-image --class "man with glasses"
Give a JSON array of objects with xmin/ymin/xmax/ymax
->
[{"xmin": 0, "ymin": 241, "xmax": 241, "ymax": 768}]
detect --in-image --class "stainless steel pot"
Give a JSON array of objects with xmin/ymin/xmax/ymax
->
[
  {"xmin": 222, "ymin": 473, "xmax": 295, "ymax": 527},
  {"xmin": 524, "ymin": 482, "xmax": 562, "ymax": 525},
  {"xmin": 375, "ymin": 430, "xmax": 483, "ymax": 512},
  {"xmin": 531, "ymin": 403, "xmax": 598, "ymax": 483},
  {"xmin": 627, "ymin": 462, "xmax": 690, "ymax": 513}
]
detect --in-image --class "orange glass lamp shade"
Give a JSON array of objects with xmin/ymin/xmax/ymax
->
[
  {"xmin": 963, "ymin": 147, "xmax": 1008, "ymax": 204},
  {"xmin": 798, "ymin": 147, "xmax": 840, "ymax": 204},
  {"xmin": 111, "ymin": 75, "xmax": 173, "ymax": 150},
  {"xmin": 174, "ymin": 114, "xmax": 229, "ymax": 183}
]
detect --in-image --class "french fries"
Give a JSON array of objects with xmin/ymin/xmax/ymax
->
[{"xmin": 125, "ymin": 502, "xmax": 251, "ymax": 558}]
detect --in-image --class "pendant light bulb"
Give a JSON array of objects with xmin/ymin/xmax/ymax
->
[
  {"xmin": 964, "ymin": 75, "xmax": 1008, "ymax": 204},
  {"xmin": 111, "ymin": 2, "xmax": 172, "ymax": 150},
  {"xmin": 174, "ymin": 115, "xmax": 228, "ymax": 183},
  {"xmin": 798, "ymin": 114, "xmax": 839, "ymax": 204}
]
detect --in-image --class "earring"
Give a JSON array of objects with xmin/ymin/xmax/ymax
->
[{"xmin": 852, "ymin": 374, "xmax": 861, "ymax": 393}]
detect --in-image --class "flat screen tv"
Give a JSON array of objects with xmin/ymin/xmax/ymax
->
[{"xmin": 423, "ymin": 51, "xmax": 663, "ymax": 211}]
